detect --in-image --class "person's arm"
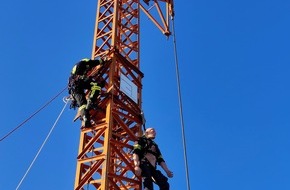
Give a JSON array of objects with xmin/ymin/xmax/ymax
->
[
  {"xmin": 133, "ymin": 153, "xmax": 142, "ymax": 176},
  {"xmin": 155, "ymin": 144, "xmax": 173, "ymax": 178},
  {"xmin": 133, "ymin": 139, "xmax": 144, "ymax": 176},
  {"xmin": 160, "ymin": 161, "xmax": 173, "ymax": 178},
  {"xmin": 88, "ymin": 59, "xmax": 103, "ymax": 68}
]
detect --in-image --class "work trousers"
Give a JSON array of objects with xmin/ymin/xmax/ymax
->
[
  {"xmin": 73, "ymin": 92, "xmax": 89, "ymax": 122},
  {"xmin": 140, "ymin": 161, "xmax": 169, "ymax": 190},
  {"xmin": 73, "ymin": 84, "xmax": 100, "ymax": 110},
  {"xmin": 73, "ymin": 92, "xmax": 87, "ymax": 108}
]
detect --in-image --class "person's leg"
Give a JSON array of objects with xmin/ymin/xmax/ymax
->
[
  {"xmin": 140, "ymin": 163, "xmax": 154, "ymax": 190},
  {"xmin": 73, "ymin": 92, "xmax": 87, "ymax": 107},
  {"xmin": 152, "ymin": 170, "xmax": 169, "ymax": 190},
  {"xmin": 87, "ymin": 90, "xmax": 100, "ymax": 110},
  {"xmin": 73, "ymin": 92, "xmax": 91, "ymax": 127}
]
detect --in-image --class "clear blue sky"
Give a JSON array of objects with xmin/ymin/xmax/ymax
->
[{"xmin": 1, "ymin": 0, "xmax": 290, "ymax": 190}]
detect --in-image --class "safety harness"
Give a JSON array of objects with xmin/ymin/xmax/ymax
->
[{"xmin": 134, "ymin": 136, "xmax": 164, "ymax": 167}]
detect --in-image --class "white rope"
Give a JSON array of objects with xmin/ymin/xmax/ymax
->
[{"xmin": 16, "ymin": 99, "xmax": 69, "ymax": 190}]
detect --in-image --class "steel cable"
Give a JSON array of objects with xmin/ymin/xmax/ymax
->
[
  {"xmin": 171, "ymin": 17, "xmax": 191, "ymax": 190},
  {"xmin": 0, "ymin": 87, "xmax": 67, "ymax": 142}
]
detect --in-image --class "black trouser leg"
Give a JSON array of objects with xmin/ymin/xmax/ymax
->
[
  {"xmin": 83, "ymin": 108, "xmax": 91, "ymax": 127},
  {"xmin": 73, "ymin": 93, "xmax": 87, "ymax": 107},
  {"xmin": 140, "ymin": 162, "xmax": 154, "ymax": 190},
  {"xmin": 143, "ymin": 177, "xmax": 154, "ymax": 190},
  {"xmin": 73, "ymin": 93, "xmax": 91, "ymax": 127},
  {"xmin": 153, "ymin": 170, "xmax": 169, "ymax": 190},
  {"xmin": 87, "ymin": 89, "xmax": 100, "ymax": 110}
]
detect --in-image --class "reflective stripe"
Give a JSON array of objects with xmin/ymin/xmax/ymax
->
[
  {"xmin": 71, "ymin": 65, "xmax": 77, "ymax": 74},
  {"xmin": 133, "ymin": 144, "xmax": 141, "ymax": 150},
  {"xmin": 90, "ymin": 82, "xmax": 98, "ymax": 85},
  {"xmin": 91, "ymin": 86, "xmax": 101, "ymax": 91},
  {"xmin": 78, "ymin": 105, "xmax": 86, "ymax": 111},
  {"xmin": 90, "ymin": 82, "xmax": 101, "ymax": 91},
  {"xmin": 89, "ymin": 90, "xmax": 95, "ymax": 99},
  {"xmin": 90, "ymin": 87, "xmax": 101, "ymax": 98}
]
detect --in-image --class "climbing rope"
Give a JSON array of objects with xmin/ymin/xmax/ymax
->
[
  {"xmin": 0, "ymin": 87, "xmax": 67, "ymax": 142},
  {"xmin": 171, "ymin": 17, "xmax": 191, "ymax": 190},
  {"xmin": 15, "ymin": 97, "xmax": 70, "ymax": 190}
]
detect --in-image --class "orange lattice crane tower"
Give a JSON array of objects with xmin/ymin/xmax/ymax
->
[{"xmin": 73, "ymin": 0, "xmax": 174, "ymax": 189}]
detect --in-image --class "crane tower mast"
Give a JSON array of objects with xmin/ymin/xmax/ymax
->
[{"xmin": 74, "ymin": 0, "xmax": 174, "ymax": 189}]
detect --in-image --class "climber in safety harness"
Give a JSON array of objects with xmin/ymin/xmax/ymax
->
[
  {"xmin": 68, "ymin": 58, "xmax": 105, "ymax": 127},
  {"xmin": 133, "ymin": 128, "xmax": 173, "ymax": 190}
]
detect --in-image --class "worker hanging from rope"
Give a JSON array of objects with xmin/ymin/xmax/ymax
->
[
  {"xmin": 68, "ymin": 58, "xmax": 107, "ymax": 128},
  {"xmin": 133, "ymin": 127, "xmax": 173, "ymax": 190}
]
